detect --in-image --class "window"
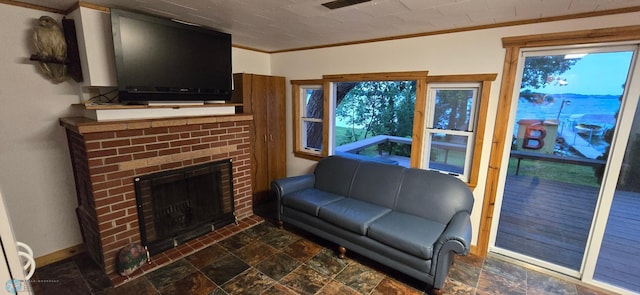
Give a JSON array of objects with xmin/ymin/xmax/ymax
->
[
  {"xmin": 292, "ymin": 80, "xmax": 324, "ymax": 160},
  {"xmin": 332, "ymin": 80, "xmax": 417, "ymax": 167},
  {"xmin": 291, "ymin": 72, "xmax": 496, "ymax": 187},
  {"xmin": 423, "ymin": 83, "xmax": 480, "ymax": 181},
  {"xmin": 421, "ymin": 75, "xmax": 496, "ymax": 187},
  {"xmin": 325, "ymin": 72, "xmax": 427, "ymax": 167}
]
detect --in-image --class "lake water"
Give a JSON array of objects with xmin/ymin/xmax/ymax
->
[
  {"xmin": 515, "ymin": 93, "xmax": 620, "ymax": 126},
  {"xmin": 515, "ymin": 93, "xmax": 621, "ymax": 155}
]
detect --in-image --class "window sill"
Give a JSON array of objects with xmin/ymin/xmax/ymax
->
[{"xmin": 293, "ymin": 151, "xmax": 324, "ymax": 162}]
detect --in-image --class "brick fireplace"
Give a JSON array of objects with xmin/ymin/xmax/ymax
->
[{"xmin": 60, "ymin": 114, "xmax": 260, "ymax": 285}]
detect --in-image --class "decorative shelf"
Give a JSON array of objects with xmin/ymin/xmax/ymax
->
[
  {"xmin": 73, "ymin": 102, "xmax": 243, "ymax": 122},
  {"xmin": 29, "ymin": 19, "xmax": 83, "ymax": 82},
  {"xmin": 60, "ymin": 111, "xmax": 252, "ymax": 134}
]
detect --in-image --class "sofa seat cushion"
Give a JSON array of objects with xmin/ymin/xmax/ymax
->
[
  {"xmin": 318, "ymin": 198, "xmax": 391, "ymax": 235},
  {"xmin": 367, "ymin": 211, "xmax": 446, "ymax": 260},
  {"xmin": 282, "ymin": 188, "xmax": 344, "ymax": 216}
]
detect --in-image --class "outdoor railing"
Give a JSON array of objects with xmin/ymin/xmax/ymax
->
[
  {"xmin": 509, "ymin": 149, "xmax": 606, "ymax": 175},
  {"xmin": 335, "ymin": 135, "xmax": 465, "ymax": 171},
  {"xmin": 337, "ymin": 135, "xmax": 606, "ymax": 176},
  {"xmin": 335, "ymin": 134, "xmax": 411, "ymax": 154}
]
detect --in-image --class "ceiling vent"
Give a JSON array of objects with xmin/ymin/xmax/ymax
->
[{"xmin": 322, "ymin": 0, "xmax": 371, "ymax": 10}]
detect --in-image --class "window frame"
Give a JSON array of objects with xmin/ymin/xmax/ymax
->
[
  {"xmin": 422, "ymin": 82, "xmax": 482, "ymax": 182},
  {"xmin": 291, "ymin": 79, "xmax": 324, "ymax": 161},
  {"xmin": 323, "ymin": 71, "xmax": 429, "ymax": 165},
  {"xmin": 421, "ymin": 74, "xmax": 496, "ymax": 188}
]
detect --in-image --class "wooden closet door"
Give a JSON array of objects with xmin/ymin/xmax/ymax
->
[
  {"xmin": 266, "ymin": 76, "xmax": 286, "ymax": 185},
  {"xmin": 250, "ymin": 74, "xmax": 271, "ymax": 205},
  {"xmin": 233, "ymin": 73, "xmax": 286, "ymax": 207}
]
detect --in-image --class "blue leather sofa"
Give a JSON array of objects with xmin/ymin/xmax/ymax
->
[{"xmin": 272, "ymin": 155, "xmax": 474, "ymax": 294}]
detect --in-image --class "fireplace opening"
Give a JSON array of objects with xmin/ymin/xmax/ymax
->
[{"xmin": 134, "ymin": 159, "xmax": 235, "ymax": 256}]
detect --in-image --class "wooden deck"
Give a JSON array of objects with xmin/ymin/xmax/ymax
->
[
  {"xmin": 496, "ymin": 175, "xmax": 640, "ymax": 292},
  {"xmin": 593, "ymin": 189, "xmax": 640, "ymax": 292}
]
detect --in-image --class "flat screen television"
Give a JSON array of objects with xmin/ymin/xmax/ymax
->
[{"xmin": 110, "ymin": 9, "xmax": 232, "ymax": 103}]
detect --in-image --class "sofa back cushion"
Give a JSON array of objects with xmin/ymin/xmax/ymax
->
[
  {"xmin": 349, "ymin": 161, "xmax": 404, "ymax": 208},
  {"xmin": 394, "ymin": 169, "xmax": 474, "ymax": 224},
  {"xmin": 314, "ymin": 156, "xmax": 360, "ymax": 196}
]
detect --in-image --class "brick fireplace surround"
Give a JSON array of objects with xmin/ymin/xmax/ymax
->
[{"xmin": 60, "ymin": 114, "xmax": 262, "ymax": 285}]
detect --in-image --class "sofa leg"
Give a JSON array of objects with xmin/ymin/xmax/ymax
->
[
  {"xmin": 338, "ymin": 246, "xmax": 346, "ymax": 259},
  {"xmin": 432, "ymin": 288, "xmax": 443, "ymax": 295},
  {"xmin": 277, "ymin": 220, "xmax": 283, "ymax": 229}
]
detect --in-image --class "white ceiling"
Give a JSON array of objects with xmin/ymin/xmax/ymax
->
[{"xmin": 19, "ymin": 0, "xmax": 640, "ymax": 52}]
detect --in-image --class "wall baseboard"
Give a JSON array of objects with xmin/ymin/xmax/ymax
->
[
  {"xmin": 35, "ymin": 244, "xmax": 85, "ymax": 269},
  {"xmin": 470, "ymin": 245, "xmax": 484, "ymax": 257}
]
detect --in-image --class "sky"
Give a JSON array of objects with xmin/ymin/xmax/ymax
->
[{"xmin": 532, "ymin": 50, "xmax": 634, "ymax": 96}]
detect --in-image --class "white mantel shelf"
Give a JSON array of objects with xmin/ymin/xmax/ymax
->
[
  {"xmin": 60, "ymin": 111, "xmax": 253, "ymax": 135},
  {"xmin": 74, "ymin": 102, "xmax": 242, "ymax": 122}
]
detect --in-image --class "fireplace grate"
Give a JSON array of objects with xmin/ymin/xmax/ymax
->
[{"xmin": 134, "ymin": 159, "xmax": 234, "ymax": 256}]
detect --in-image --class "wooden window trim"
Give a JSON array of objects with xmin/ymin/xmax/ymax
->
[
  {"xmin": 475, "ymin": 24, "xmax": 640, "ymax": 258},
  {"xmin": 423, "ymin": 74, "xmax": 497, "ymax": 189},
  {"xmin": 292, "ymin": 72, "xmax": 496, "ymax": 190},
  {"xmin": 291, "ymin": 79, "xmax": 324, "ymax": 161},
  {"xmin": 323, "ymin": 71, "xmax": 429, "ymax": 81},
  {"xmin": 323, "ymin": 71, "xmax": 429, "ymax": 164},
  {"xmin": 322, "ymin": 80, "xmax": 332, "ymax": 158}
]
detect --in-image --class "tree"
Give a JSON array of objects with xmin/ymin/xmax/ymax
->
[
  {"xmin": 521, "ymin": 56, "xmax": 578, "ymax": 90},
  {"xmin": 518, "ymin": 56, "xmax": 579, "ymax": 104},
  {"xmin": 620, "ymin": 135, "xmax": 640, "ymax": 192},
  {"xmin": 335, "ymin": 81, "xmax": 416, "ymax": 155},
  {"xmin": 337, "ymin": 81, "xmax": 415, "ymax": 138},
  {"xmin": 433, "ymin": 89, "xmax": 472, "ymax": 132},
  {"xmin": 305, "ymin": 82, "xmax": 357, "ymax": 150},
  {"xmin": 594, "ymin": 87, "xmax": 640, "ymax": 192}
]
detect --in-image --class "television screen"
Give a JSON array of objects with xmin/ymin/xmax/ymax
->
[{"xmin": 111, "ymin": 9, "xmax": 232, "ymax": 102}]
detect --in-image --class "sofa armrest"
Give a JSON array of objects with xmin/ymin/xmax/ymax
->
[
  {"xmin": 272, "ymin": 174, "xmax": 315, "ymax": 220},
  {"xmin": 431, "ymin": 211, "xmax": 472, "ymax": 289},
  {"xmin": 271, "ymin": 174, "xmax": 315, "ymax": 198},
  {"xmin": 434, "ymin": 211, "xmax": 472, "ymax": 256}
]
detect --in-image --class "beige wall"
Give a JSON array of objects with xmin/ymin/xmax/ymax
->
[
  {"xmin": 233, "ymin": 47, "xmax": 271, "ymax": 75},
  {"xmin": 0, "ymin": 4, "xmax": 271, "ymax": 258},
  {"xmin": 0, "ymin": 4, "xmax": 84, "ymax": 258},
  {"xmin": 270, "ymin": 11, "xmax": 640, "ymax": 246}
]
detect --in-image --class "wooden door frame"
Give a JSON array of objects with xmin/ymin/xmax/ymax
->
[{"xmin": 475, "ymin": 25, "xmax": 640, "ymax": 256}]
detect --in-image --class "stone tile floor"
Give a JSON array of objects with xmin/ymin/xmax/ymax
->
[{"xmin": 31, "ymin": 220, "xmax": 614, "ymax": 294}]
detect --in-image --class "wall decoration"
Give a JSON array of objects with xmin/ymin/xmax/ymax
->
[{"xmin": 32, "ymin": 16, "xmax": 68, "ymax": 83}]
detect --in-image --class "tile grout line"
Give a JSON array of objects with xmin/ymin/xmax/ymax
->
[
  {"xmin": 72, "ymin": 259, "xmax": 96, "ymax": 294},
  {"xmin": 184, "ymin": 256, "xmax": 224, "ymax": 294}
]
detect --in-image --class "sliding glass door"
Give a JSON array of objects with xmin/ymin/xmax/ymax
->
[{"xmin": 491, "ymin": 44, "xmax": 639, "ymax": 290}]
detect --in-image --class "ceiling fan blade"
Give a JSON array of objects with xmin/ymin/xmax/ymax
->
[{"xmin": 322, "ymin": 0, "xmax": 371, "ymax": 10}]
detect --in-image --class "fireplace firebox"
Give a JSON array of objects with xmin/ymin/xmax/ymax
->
[{"xmin": 134, "ymin": 159, "xmax": 235, "ymax": 256}]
